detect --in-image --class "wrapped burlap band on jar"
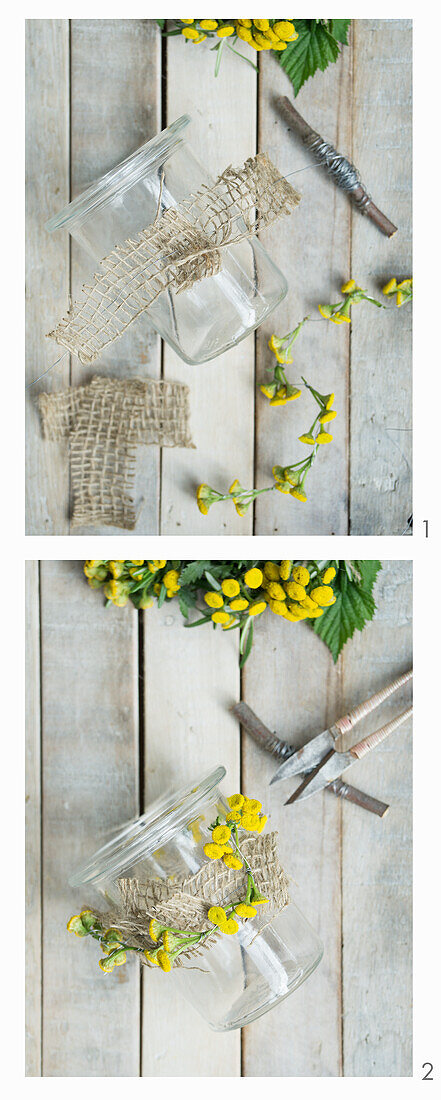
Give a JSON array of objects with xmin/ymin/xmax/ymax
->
[{"xmin": 89, "ymin": 833, "xmax": 290, "ymax": 968}]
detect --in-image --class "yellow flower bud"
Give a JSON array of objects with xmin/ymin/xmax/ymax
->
[
  {"xmin": 244, "ymin": 568, "xmax": 263, "ymax": 589},
  {"xmin": 204, "ymin": 591, "xmax": 224, "ymax": 609},
  {"xmin": 221, "ymin": 578, "xmax": 240, "ymax": 598}
]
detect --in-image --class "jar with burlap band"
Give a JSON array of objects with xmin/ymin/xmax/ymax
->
[
  {"xmin": 69, "ymin": 766, "xmax": 323, "ymax": 1031},
  {"xmin": 46, "ymin": 116, "xmax": 299, "ymax": 366}
]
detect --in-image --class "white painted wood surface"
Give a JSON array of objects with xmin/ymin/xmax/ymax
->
[
  {"xmin": 25, "ymin": 20, "xmax": 412, "ymax": 535},
  {"xmin": 26, "ymin": 560, "xmax": 412, "ymax": 1076}
]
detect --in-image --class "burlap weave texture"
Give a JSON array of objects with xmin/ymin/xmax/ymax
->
[{"xmin": 39, "ymin": 375, "xmax": 194, "ymax": 529}]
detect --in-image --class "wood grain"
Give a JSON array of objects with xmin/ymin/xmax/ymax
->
[
  {"xmin": 25, "ymin": 20, "xmax": 70, "ymax": 534},
  {"xmin": 141, "ymin": 602, "xmax": 241, "ymax": 1075},
  {"xmin": 350, "ymin": 21, "xmax": 412, "ymax": 534},
  {"xmin": 242, "ymin": 607, "xmax": 344, "ymax": 1076},
  {"xmin": 25, "ymin": 562, "xmax": 41, "ymax": 1076},
  {"xmin": 254, "ymin": 39, "xmax": 352, "ymax": 535},
  {"xmin": 68, "ymin": 19, "xmax": 162, "ymax": 535},
  {"xmin": 40, "ymin": 562, "xmax": 141, "ymax": 1075},
  {"xmin": 161, "ymin": 35, "xmax": 256, "ymax": 535},
  {"xmin": 341, "ymin": 561, "xmax": 412, "ymax": 1075}
]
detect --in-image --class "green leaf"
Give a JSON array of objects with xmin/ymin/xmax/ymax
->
[
  {"xmin": 239, "ymin": 619, "xmax": 254, "ymax": 667},
  {"xmin": 277, "ymin": 19, "xmax": 344, "ymax": 97},
  {"xmin": 310, "ymin": 561, "xmax": 381, "ymax": 662},
  {"xmin": 204, "ymin": 570, "xmax": 221, "ymax": 590},
  {"xmin": 179, "ymin": 561, "xmax": 212, "ymax": 586},
  {"xmin": 157, "ymin": 583, "xmax": 167, "ymax": 609},
  {"xmin": 329, "ymin": 19, "xmax": 351, "ymax": 45}
]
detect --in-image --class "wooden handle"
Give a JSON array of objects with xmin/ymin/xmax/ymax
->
[
  {"xmin": 231, "ymin": 702, "xmax": 293, "ymax": 762},
  {"xmin": 326, "ymin": 779, "xmax": 389, "ymax": 818},
  {"xmin": 350, "ymin": 706, "xmax": 413, "ymax": 760},
  {"xmin": 332, "ymin": 669, "xmax": 413, "ymax": 739}
]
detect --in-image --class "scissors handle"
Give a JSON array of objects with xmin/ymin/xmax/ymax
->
[
  {"xmin": 349, "ymin": 706, "xmax": 413, "ymax": 760},
  {"xmin": 332, "ymin": 669, "xmax": 413, "ymax": 740}
]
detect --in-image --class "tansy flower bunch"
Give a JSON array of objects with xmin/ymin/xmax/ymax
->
[
  {"xmin": 84, "ymin": 560, "xmax": 338, "ymax": 663},
  {"xmin": 160, "ymin": 20, "xmax": 298, "ymax": 76},
  {"xmin": 197, "ymin": 379, "xmax": 336, "ymax": 515}
]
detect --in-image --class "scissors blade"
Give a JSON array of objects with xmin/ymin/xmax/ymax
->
[
  {"xmin": 289, "ymin": 750, "xmax": 354, "ymax": 802},
  {"xmin": 270, "ymin": 728, "xmax": 335, "ymax": 784}
]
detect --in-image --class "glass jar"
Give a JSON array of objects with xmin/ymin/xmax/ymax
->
[
  {"xmin": 46, "ymin": 116, "xmax": 288, "ymax": 365},
  {"xmin": 70, "ymin": 767, "xmax": 323, "ymax": 1032}
]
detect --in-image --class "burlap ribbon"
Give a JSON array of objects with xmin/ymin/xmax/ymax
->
[
  {"xmin": 47, "ymin": 154, "xmax": 301, "ymax": 365},
  {"xmin": 38, "ymin": 375, "xmax": 194, "ymax": 529},
  {"xmin": 89, "ymin": 832, "xmax": 290, "ymax": 968}
]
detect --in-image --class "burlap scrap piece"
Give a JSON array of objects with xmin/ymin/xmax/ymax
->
[
  {"xmin": 47, "ymin": 153, "xmax": 301, "ymax": 364},
  {"xmin": 38, "ymin": 375, "xmax": 194, "ymax": 530}
]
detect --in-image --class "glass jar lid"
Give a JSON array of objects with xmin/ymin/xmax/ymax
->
[
  {"xmin": 46, "ymin": 114, "xmax": 190, "ymax": 233},
  {"xmin": 69, "ymin": 764, "xmax": 226, "ymax": 888}
]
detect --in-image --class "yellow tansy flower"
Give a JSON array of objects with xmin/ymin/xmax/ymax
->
[
  {"xmin": 316, "ymin": 432, "xmax": 333, "ymax": 444},
  {"xmin": 157, "ymin": 949, "xmax": 172, "ymax": 972},
  {"xmin": 221, "ymin": 578, "xmax": 240, "ymax": 598},
  {"xmin": 292, "ymin": 566, "xmax": 310, "ymax": 586},
  {"xmin": 322, "ymin": 567, "xmax": 336, "ymax": 584},
  {"xmin": 235, "ymin": 903, "xmax": 257, "ymax": 918},
  {"xmin": 223, "ymin": 855, "xmax": 243, "ymax": 871},
  {"xmin": 299, "ymin": 433, "xmax": 316, "ymax": 445},
  {"xmin": 310, "ymin": 585, "xmax": 334, "ymax": 606},
  {"xmin": 204, "ymin": 591, "xmax": 224, "ymax": 609},
  {"xmin": 318, "ymin": 303, "xmax": 333, "ymax": 319},
  {"xmin": 273, "ymin": 20, "xmax": 297, "ymax": 41},
  {"xmin": 208, "ymin": 906, "xmax": 228, "ymax": 928},
  {"xmin": 290, "ymin": 488, "xmax": 307, "ymax": 502},
  {"xmin": 229, "ymin": 597, "xmax": 249, "ymax": 611},
  {"xmin": 243, "ymin": 798, "xmax": 262, "ymax": 813},
  {"xmin": 212, "ymin": 824, "xmax": 231, "ymax": 845},
  {"xmin": 284, "ymin": 581, "xmax": 306, "ymax": 601},
  {"xmin": 249, "ymin": 601, "xmax": 267, "ymax": 617},
  {"xmin": 382, "ymin": 277, "xmax": 397, "ymax": 295},
  {"xmin": 269, "ymin": 599, "xmax": 287, "ymax": 616},
  {"xmin": 204, "ymin": 842, "xmax": 224, "ymax": 860},
  {"xmin": 182, "ymin": 27, "xmax": 200, "ymax": 39},
  {"xmin": 264, "ymin": 561, "xmax": 280, "ymax": 581},
  {"xmin": 228, "ymin": 793, "xmax": 244, "ymax": 810},
  {"xmin": 199, "ymin": 19, "xmax": 217, "ymax": 30},
  {"xmin": 280, "ymin": 560, "xmax": 292, "ymax": 580},
  {"xmin": 266, "ymin": 581, "xmax": 286, "ymax": 601},
  {"xmin": 212, "ymin": 611, "xmax": 231, "ymax": 625},
  {"xmin": 241, "ymin": 813, "xmax": 260, "ymax": 831},
  {"xmin": 226, "ymin": 810, "xmax": 242, "ymax": 823},
  {"xmin": 217, "ymin": 25, "xmax": 235, "ymax": 37},
  {"xmin": 244, "ymin": 567, "xmax": 263, "ymax": 589},
  {"xmin": 341, "ymin": 279, "xmax": 356, "ymax": 294},
  {"xmin": 319, "ymin": 410, "xmax": 337, "ymax": 424}
]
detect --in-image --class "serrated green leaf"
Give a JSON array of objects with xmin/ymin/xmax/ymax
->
[
  {"xmin": 277, "ymin": 20, "xmax": 343, "ymax": 97},
  {"xmin": 310, "ymin": 563, "xmax": 379, "ymax": 662},
  {"xmin": 178, "ymin": 561, "xmax": 212, "ymax": 586},
  {"xmin": 329, "ymin": 19, "xmax": 351, "ymax": 45}
]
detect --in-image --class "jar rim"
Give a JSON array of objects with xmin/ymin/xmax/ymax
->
[
  {"xmin": 69, "ymin": 764, "xmax": 226, "ymax": 888},
  {"xmin": 45, "ymin": 114, "xmax": 191, "ymax": 234}
]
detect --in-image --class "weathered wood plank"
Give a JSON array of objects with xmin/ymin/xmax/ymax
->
[
  {"xmin": 161, "ymin": 35, "xmax": 256, "ymax": 534},
  {"xmin": 25, "ymin": 561, "xmax": 41, "ymax": 1076},
  {"xmin": 40, "ymin": 561, "xmax": 140, "ymax": 1076},
  {"xmin": 350, "ymin": 20, "xmax": 412, "ymax": 534},
  {"xmin": 341, "ymin": 561, "xmax": 412, "ymax": 1075},
  {"xmin": 242, "ymin": 599, "xmax": 343, "ymax": 1076},
  {"xmin": 25, "ymin": 20, "xmax": 70, "ymax": 534},
  {"xmin": 69, "ymin": 18, "xmax": 162, "ymax": 534},
  {"xmin": 142, "ymin": 601, "xmax": 241, "ymax": 1075},
  {"xmin": 254, "ymin": 39, "xmax": 352, "ymax": 534}
]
